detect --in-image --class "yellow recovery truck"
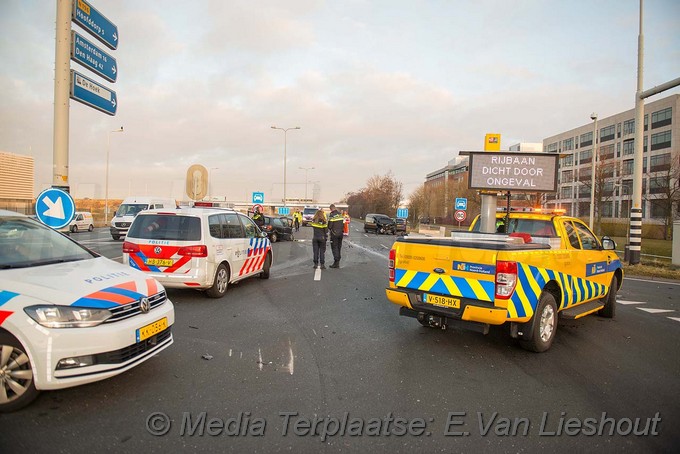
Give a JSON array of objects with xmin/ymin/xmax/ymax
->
[{"xmin": 385, "ymin": 209, "xmax": 623, "ymax": 352}]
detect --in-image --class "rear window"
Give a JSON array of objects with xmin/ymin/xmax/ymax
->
[
  {"xmin": 128, "ymin": 215, "xmax": 202, "ymax": 241},
  {"xmin": 471, "ymin": 217, "xmax": 556, "ymax": 236}
]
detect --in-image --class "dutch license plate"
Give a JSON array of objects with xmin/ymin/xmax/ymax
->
[
  {"xmin": 424, "ymin": 293, "xmax": 460, "ymax": 309},
  {"xmin": 136, "ymin": 317, "xmax": 168, "ymax": 342},
  {"xmin": 145, "ymin": 258, "xmax": 173, "ymax": 267}
]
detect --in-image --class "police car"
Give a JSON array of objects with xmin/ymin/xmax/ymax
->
[
  {"xmin": 0, "ymin": 210, "xmax": 174, "ymax": 411},
  {"xmin": 122, "ymin": 207, "xmax": 272, "ymax": 298}
]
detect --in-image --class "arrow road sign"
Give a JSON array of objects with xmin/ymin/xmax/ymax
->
[
  {"xmin": 71, "ymin": 31, "xmax": 117, "ymax": 82},
  {"xmin": 72, "ymin": 0, "xmax": 119, "ymax": 50},
  {"xmin": 70, "ymin": 70, "xmax": 117, "ymax": 116},
  {"xmin": 35, "ymin": 188, "xmax": 76, "ymax": 229}
]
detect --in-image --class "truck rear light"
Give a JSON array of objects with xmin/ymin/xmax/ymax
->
[
  {"xmin": 389, "ymin": 249, "xmax": 396, "ymax": 282},
  {"xmin": 495, "ymin": 260, "xmax": 517, "ymax": 299},
  {"xmin": 178, "ymin": 245, "xmax": 208, "ymax": 257},
  {"xmin": 122, "ymin": 241, "xmax": 140, "ymax": 254}
]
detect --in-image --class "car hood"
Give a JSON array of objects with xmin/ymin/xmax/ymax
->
[{"xmin": 0, "ymin": 256, "xmax": 163, "ymax": 308}]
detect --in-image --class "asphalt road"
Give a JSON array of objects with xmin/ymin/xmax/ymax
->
[{"xmin": 1, "ymin": 224, "xmax": 679, "ymax": 453}]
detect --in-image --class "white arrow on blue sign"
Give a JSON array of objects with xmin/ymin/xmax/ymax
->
[
  {"xmin": 455, "ymin": 198, "xmax": 467, "ymax": 210},
  {"xmin": 252, "ymin": 192, "xmax": 265, "ymax": 204},
  {"xmin": 70, "ymin": 70, "xmax": 117, "ymax": 116},
  {"xmin": 396, "ymin": 208, "xmax": 408, "ymax": 218},
  {"xmin": 35, "ymin": 188, "xmax": 76, "ymax": 230},
  {"xmin": 72, "ymin": 0, "xmax": 119, "ymax": 50},
  {"xmin": 71, "ymin": 31, "xmax": 118, "ymax": 83}
]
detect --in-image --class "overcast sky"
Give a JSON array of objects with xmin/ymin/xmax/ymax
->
[{"xmin": 1, "ymin": 0, "xmax": 679, "ymax": 203}]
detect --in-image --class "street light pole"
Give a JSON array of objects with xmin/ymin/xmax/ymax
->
[
  {"xmin": 589, "ymin": 113, "xmax": 598, "ymax": 231},
  {"xmin": 105, "ymin": 127, "xmax": 124, "ymax": 224},
  {"xmin": 209, "ymin": 167, "xmax": 219, "ymax": 200},
  {"xmin": 299, "ymin": 166, "xmax": 315, "ymax": 201},
  {"xmin": 271, "ymin": 126, "xmax": 301, "ymax": 206}
]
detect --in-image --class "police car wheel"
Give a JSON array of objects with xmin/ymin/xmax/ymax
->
[
  {"xmin": 520, "ymin": 292, "xmax": 557, "ymax": 353},
  {"xmin": 88, "ymin": 224, "xmax": 94, "ymax": 232},
  {"xmin": 206, "ymin": 264, "xmax": 229, "ymax": 298},
  {"xmin": 260, "ymin": 253, "xmax": 271, "ymax": 279},
  {"xmin": 0, "ymin": 333, "xmax": 39, "ymax": 413},
  {"xmin": 598, "ymin": 275, "xmax": 617, "ymax": 318}
]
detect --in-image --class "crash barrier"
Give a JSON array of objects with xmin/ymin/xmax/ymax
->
[{"xmin": 418, "ymin": 225, "xmax": 446, "ymax": 237}]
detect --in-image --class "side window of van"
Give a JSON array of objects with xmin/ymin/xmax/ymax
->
[
  {"xmin": 208, "ymin": 215, "xmax": 222, "ymax": 238},
  {"xmin": 221, "ymin": 214, "xmax": 244, "ymax": 239},
  {"xmin": 76, "ymin": 214, "xmax": 83, "ymax": 221},
  {"xmin": 240, "ymin": 215, "xmax": 259, "ymax": 239}
]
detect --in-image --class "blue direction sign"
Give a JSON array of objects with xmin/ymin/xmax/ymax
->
[
  {"xmin": 71, "ymin": 31, "xmax": 117, "ymax": 83},
  {"xmin": 278, "ymin": 207, "xmax": 291, "ymax": 216},
  {"xmin": 70, "ymin": 70, "xmax": 117, "ymax": 116},
  {"xmin": 252, "ymin": 192, "xmax": 265, "ymax": 204},
  {"xmin": 35, "ymin": 188, "xmax": 76, "ymax": 230},
  {"xmin": 397, "ymin": 208, "xmax": 408, "ymax": 218},
  {"xmin": 455, "ymin": 198, "xmax": 468, "ymax": 210},
  {"xmin": 72, "ymin": 0, "xmax": 119, "ymax": 50}
]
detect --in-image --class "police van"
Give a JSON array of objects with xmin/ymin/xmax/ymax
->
[
  {"xmin": 122, "ymin": 207, "xmax": 272, "ymax": 298},
  {"xmin": 110, "ymin": 197, "xmax": 176, "ymax": 240}
]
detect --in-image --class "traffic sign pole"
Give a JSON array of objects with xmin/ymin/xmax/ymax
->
[{"xmin": 53, "ymin": 0, "xmax": 72, "ymax": 190}]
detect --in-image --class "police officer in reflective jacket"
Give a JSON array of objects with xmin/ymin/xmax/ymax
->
[
  {"xmin": 252, "ymin": 207, "xmax": 264, "ymax": 229},
  {"xmin": 327, "ymin": 204, "xmax": 344, "ymax": 268},
  {"xmin": 310, "ymin": 209, "xmax": 328, "ymax": 269}
]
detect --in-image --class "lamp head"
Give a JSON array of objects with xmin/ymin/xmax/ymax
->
[{"xmin": 590, "ymin": 113, "xmax": 598, "ymax": 121}]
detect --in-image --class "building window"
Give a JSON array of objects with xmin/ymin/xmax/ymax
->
[
  {"xmin": 650, "ymin": 153, "xmax": 671, "ymax": 172},
  {"xmin": 650, "ymin": 130, "xmax": 671, "ymax": 151},
  {"xmin": 561, "ymin": 170, "xmax": 573, "ymax": 183},
  {"xmin": 599, "ymin": 143, "xmax": 614, "ymax": 161},
  {"xmin": 563, "ymin": 137, "xmax": 574, "ymax": 151},
  {"xmin": 623, "ymin": 119, "xmax": 635, "ymax": 135},
  {"xmin": 617, "ymin": 122, "xmax": 621, "ymax": 138},
  {"xmin": 560, "ymin": 154, "xmax": 573, "ymax": 167},
  {"xmin": 649, "ymin": 176, "xmax": 669, "ymax": 194},
  {"xmin": 650, "ymin": 200, "xmax": 668, "ymax": 218},
  {"xmin": 579, "ymin": 149, "xmax": 592, "ymax": 164},
  {"xmin": 546, "ymin": 142, "xmax": 558, "ymax": 153},
  {"xmin": 561, "ymin": 186, "xmax": 573, "ymax": 199},
  {"xmin": 579, "ymin": 185, "xmax": 591, "ymax": 198},
  {"xmin": 601, "ymin": 201, "xmax": 613, "ymax": 218},
  {"xmin": 651, "ymin": 107, "xmax": 672, "ymax": 129},
  {"xmin": 580, "ymin": 132, "xmax": 593, "ymax": 147},
  {"xmin": 600, "ymin": 125, "xmax": 615, "ymax": 142},
  {"xmin": 578, "ymin": 168, "xmax": 591, "ymax": 182},
  {"xmin": 644, "ymin": 114, "xmax": 648, "ymax": 131},
  {"xmin": 623, "ymin": 139, "xmax": 634, "ymax": 156},
  {"xmin": 622, "ymin": 159, "xmax": 634, "ymax": 176}
]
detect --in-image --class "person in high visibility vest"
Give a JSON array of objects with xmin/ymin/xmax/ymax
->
[
  {"xmin": 327, "ymin": 204, "xmax": 344, "ymax": 268},
  {"xmin": 252, "ymin": 207, "xmax": 264, "ymax": 229},
  {"xmin": 310, "ymin": 209, "xmax": 328, "ymax": 269},
  {"xmin": 342, "ymin": 211, "xmax": 350, "ymax": 236}
]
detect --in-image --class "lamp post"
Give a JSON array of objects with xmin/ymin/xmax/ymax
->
[
  {"xmin": 299, "ymin": 166, "xmax": 315, "ymax": 201},
  {"xmin": 208, "ymin": 167, "xmax": 219, "ymax": 200},
  {"xmin": 105, "ymin": 126, "xmax": 124, "ymax": 224},
  {"xmin": 589, "ymin": 113, "xmax": 598, "ymax": 231},
  {"xmin": 271, "ymin": 126, "xmax": 301, "ymax": 206}
]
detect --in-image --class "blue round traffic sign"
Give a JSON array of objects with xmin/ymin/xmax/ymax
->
[{"xmin": 35, "ymin": 188, "xmax": 76, "ymax": 229}]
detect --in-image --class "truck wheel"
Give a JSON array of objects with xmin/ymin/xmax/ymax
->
[
  {"xmin": 520, "ymin": 292, "xmax": 558, "ymax": 353},
  {"xmin": 598, "ymin": 275, "xmax": 617, "ymax": 318},
  {"xmin": 259, "ymin": 253, "xmax": 272, "ymax": 279},
  {"xmin": 88, "ymin": 224, "xmax": 94, "ymax": 232},
  {"xmin": 0, "ymin": 332, "xmax": 39, "ymax": 413},
  {"xmin": 206, "ymin": 264, "xmax": 229, "ymax": 298}
]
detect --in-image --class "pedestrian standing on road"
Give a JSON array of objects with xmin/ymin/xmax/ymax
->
[
  {"xmin": 252, "ymin": 207, "xmax": 265, "ymax": 229},
  {"xmin": 328, "ymin": 204, "xmax": 344, "ymax": 268},
  {"xmin": 310, "ymin": 209, "xmax": 328, "ymax": 269}
]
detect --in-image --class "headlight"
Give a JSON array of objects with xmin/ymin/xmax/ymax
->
[{"xmin": 24, "ymin": 305, "xmax": 112, "ymax": 328}]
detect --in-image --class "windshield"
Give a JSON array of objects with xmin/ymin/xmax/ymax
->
[
  {"xmin": 127, "ymin": 214, "xmax": 202, "ymax": 241},
  {"xmin": 303, "ymin": 208, "xmax": 317, "ymax": 215},
  {"xmin": 117, "ymin": 204, "xmax": 148, "ymax": 217},
  {"xmin": 0, "ymin": 216, "xmax": 94, "ymax": 269}
]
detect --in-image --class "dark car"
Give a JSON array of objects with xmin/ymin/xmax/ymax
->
[
  {"xmin": 394, "ymin": 217, "xmax": 408, "ymax": 235},
  {"xmin": 261, "ymin": 216, "xmax": 294, "ymax": 242},
  {"xmin": 363, "ymin": 213, "xmax": 396, "ymax": 234}
]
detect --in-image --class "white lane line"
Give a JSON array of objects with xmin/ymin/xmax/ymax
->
[
  {"xmin": 625, "ymin": 277, "xmax": 680, "ymax": 286},
  {"xmin": 617, "ymin": 300, "xmax": 647, "ymax": 305},
  {"xmin": 380, "ymin": 244, "xmax": 389, "ymax": 250},
  {"xmin": 637, "ymin": 308, "xmax": 675, "ymax": 314},
  {"xmin": 287, "ymin": 340, "xmax": 294, "ymax": 375},
  {"xmin": 314, "ymin": 267, "xmax": 321, "ymax": 281},
  {"xmin": 258, "ymin": 348, "xmax": 263, "ymax": 371},
  {"xmin": 668, "ymin": 317, "xmax": 680, "ymax": 323}
]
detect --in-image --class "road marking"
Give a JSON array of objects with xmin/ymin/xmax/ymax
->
[
  {"xmin": 617, "ymin": 300, "xmax": 646, "ymax": 305},
  {"xmin": 314, "ymin": 267, "xmax": 321, "ymax": 281},
  {"xmin": 625, "ymin": 277, "xmax": 680, "ymax": 287},
  {"xmin": 346, "ymin": 239, "xmax": 389, "ymax": 260},
  {"xmin": 287, "ymin": 340, "xmax": 294, "ymax": 375},
  {"xmin": 637, "ymin": 308, "xmax": 675, "ymax": 314},
  {"xmin": 668, "ymin": 317, "xmax": 680, "ymax": 323},
  {"xmin": 258, "ymin": 348, "xmax": 263, "ymax": 371},
  {"xmin": 380, "ymin": 244, "xmax": 389, "ymax": 250}
]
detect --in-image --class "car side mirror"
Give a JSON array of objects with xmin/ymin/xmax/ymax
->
[{"xmin": 601, "ymin": 236, "xmax": 616, "ymax": 250}]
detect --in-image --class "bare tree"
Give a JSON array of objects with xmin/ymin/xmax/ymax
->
[{"xmin": 644, "ymin": 156, "xmax": 680, "ymax": 240}]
